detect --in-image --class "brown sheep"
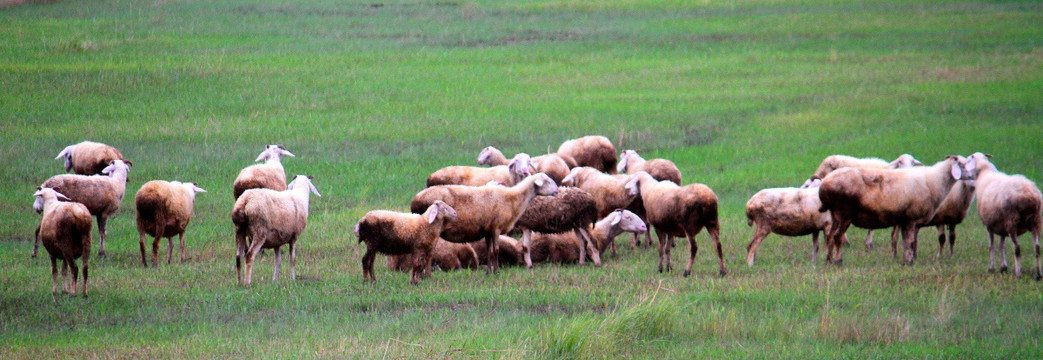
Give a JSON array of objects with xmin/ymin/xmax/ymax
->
[
  {"xmin": 135, "ymin": 180, "xmax": 207, "ymax": 267},
  {"xmin": 512, "ymin": 186, "xmax": 601, "ymax": 268},
  {"xmin": 34, "ymin": 187, "xmax": 92, "ymax": 296},
  {"xmin": 38, "ymin": 159, "xmax": 131, "ymax": 257},
  {"xmin": 411, "ymin": 173, "xmax": 559, "ymax": 273},
  {"xmin": 529, "ymin": 209, "xmax": 647, "ymax": 264},
  {"xmin": 427, "ymin": 154, "xmax": 532, "ymax": 187},
  {"xmin": 233, "ymin": 175, "xmax": 320, "ymax": 286},
  {"xmin": 55, "ymin": 141, "xmax": 126, "ymax": 175},
  {"xmin": 469, "ymin": 236, "xmax": 526, "ymax": 267},
  {"xmin": 477, "ymin": 146, "xmax": 572, "ymax": 184},
  {"xmin": 386, "ymin": 239, "xmax": 479, "ymax": 273},
  {"xmin": 617, "ymin": 149, "xmax": 682, "ymax": 247},
  {"xmin": 966, "ymin": 153, "xmax": 1042, "ymax": 279},
  {"xmin": 631, "ymin": 171, "xmax": 725, "ymax": 277},
  {"xmin": 356, "ymin": 201, "xmax": 458, "ymax": 284},
  {"xmin": 232, "ymin": 145, "xmax": 295, "ymax": 199},
  {"xmin": 557, "ymin": 135, "xmax": 618, "ymax": 173},
  {"xmin": 560, "ymin": 167, "xmax": 640, "ymax": 254}
]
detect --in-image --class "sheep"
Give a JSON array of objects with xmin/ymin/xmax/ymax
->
[
  {"xmin": 744, "ymin": 179, "xmax": 846, "ymax": 266},
  {"xmin": 55, "ymin": 141, "xmax": 126, "ymax": 175},
  {"xmin": 355, "ymin": 201, "xmax": 458, "ymax": 284},
  {"xmin": 512, "ymin": 186, "xmax": 601, "ymax": 268},
  {"xmin": 560, "ymin": 167, "xmax": 640, "ymax": 254},
  {"xmin": 386, "ymin": 239, "xmax": 479, "ymax": 273},
  {"xmin": 232, "ymin": 175, "xmax": 320, "ymax": 286},
  {"xmin": 965, "ymin": 153, "xmax": 1042, "ymax": 279},
  {"xmin": 919, "ymin": 167, "xmax": 976, "ymax": 259},
  {"xmin": 428, "ymin": 154, "xmax": 532, "ymax": 187},
  {"xmin": 529, "ymin": 209, "xmax": 648, "ymax": 264},
  {"xmin": 818, "ymin": 156, "xmax": 972, "ymax": 265},
  {"xmin": 34, "ymin": 187, "xmax": 92, "ymax": 296},
  {"xmin": 410, "ymin": 173, "xmax": 559, "ymax": 273},
  {"xmin": 811, "ymin": 154, "xmax": 922, "ymax": 249},
  {"xmin": 617, "ymin": 149, "xmax": 682, "ymax": 247},
  {"xmin": 469, "ymin": 236, "xmax": 526, "ymax": 267},
  {"xmin": 38, "ymin": 159, "xmax": 131, "ymax": 258},
  {"xmin": 557, "ymin": 135, "xmax": 618, "ymax": 173},
  {"xmin": 477, "ymin": 146, "xmax": 572, "ymax": 184},
  {"xmin": 232, "ymin": 144, "xmax": 295, "ymax": 199},
  {"xmin": 134, "ymin": 180, "xmax": 207, "ymax": 268},
  {"xmin": 630, "ymin": 171, "xmax": 725, "ymax": 277}
]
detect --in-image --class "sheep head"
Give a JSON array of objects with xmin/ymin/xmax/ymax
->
[
  {"xmin": 55, "ymin": 145, "xmax": 75, "ymax": 171},
  {"xmin": 288, "ymin": 175, "xmax": 321, "ymax": 197},
  {"xmin": 946, "ymin": 155, "xmax": 977, "ymax": 182},
  {"xmin": 256, "ymin": 144, "xmax": 295, "ymax": 163},
  {"xmin": 617, "ymin": 150, "xmax": 641, "ymax": 173},
  {"xmin": 800, "ymin": 176, "xmax": 823, "ymax": 189},
  {"xmin": 101, "ymin": 160, "xmax": 132, "ymax": 179},
  {"xmin": 508, "ymin": 153, "xmax": 534, "ymax": 184},
  {"xmin": 530, "ymin": 173, "xmax": 559, "ymax": 196},
  {"xmin": 32, "ymin": 187, "xmax": 71, "ymax": 213},
  {"xmin": 476, "ymin": 146, "xmax": 501, "ymax": 166},
  {"xmin": 889, "ymin": 154, "xmax": 923, "ymax": 169},
  {"xmin": 424, "ymin": 200, "xmax": 457, "ymax": 224},
  {"xmin": 611, "ymin": 209, "xmax": 647, "ymax": 233}
]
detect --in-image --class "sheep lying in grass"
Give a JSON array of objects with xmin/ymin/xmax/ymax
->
[
  {"xmin": 818, "ymin": 156, "xmax": 972, "ymax": 265},
  {"xmin": 38, "ymin": 159, "xmax": 131, "ymax": 258},
  {"xmin": 529, "ymin": 209, "xmax": 647, "ymax": 264},
  {"xmin": 356, "ymin": 201, "xmax": 458, "ymax": 284},
  {"xmin": 965, "ymin": 153, "xmax": 1042, "ymax": 279},
  {"xmin": 55, "ymin": 141, "xmax": 126, "ymax": 175},
  {"xmin": 557, "ymin": 135, "xmax": 617, "ymax": 173},
  {"xmin": 135, "ymin": 180, "xmax": 207, "ymax": 267},
  {"xmin": 411, "ymin": 173, "xmax": 559, "ymax": 273},
  {"xmin": 617, "ymin": 149, "xmax": 682, "ymax": 248},
  {"xmin": 745, "ymin": 178, "xmax": 843, "ymax": 266},
  {"xmin": 512, "ymin": 186, "xmax": 601, "ymax": 268},
  {"xmin": 232, "ymin": 145, "xmax": 295, "ymax": 199},
  {"xmin": 477, "ymin": 146, "xmax": 572, "ymax": 184},
  {"xmin": 470, "ymin": 236, "xmax": 525, "ymax": 267},
  {"xmin": 428, "ymin": 154, "xmax": 532, "ymax": 187},
  {"xmin": 561, "ymin": 167, "xmax": 639, "ymax": 254},
  {"xmin": 34, "ymin": 187, "xmax": 92, "ymax": 296},
  {"xmin": 386, "ymin": 239, "xmax": 479, "ymax": 273},
  {"xmin": 631, "ymin": 171, "xmax": 725, "ymax": 277},
  {"xmin": 233, "ymin": 175, "xmax": 320, "ymax": 286}
]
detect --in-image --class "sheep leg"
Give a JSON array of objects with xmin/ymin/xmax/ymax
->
[
  {"xmin": 683, "ymin": 230, "xmax": 698, "ymax": 277},
  {"xmin": 244, "ymin": 237, "xmax": 265, "ymax": 286},
  {"xmin": 610, "ymin": 233, "xmax": 618, "ymax": 256},
  {"xmin": 656, "ymin": 229, "xmax": 668, "ymax": 273},
  {"xmin": 811, "ymin": 231, "xmax": 820, "ymax": 264},
  {"xmin": 901, "ymin": 224, "xmax": 916, "ymax": 265},
  {"xmin": 999, "ymin": 235, "xmax": 1009, "ymax": 273},
  {"xmin": 947, "ymin": 224, "xmax": 957, "ymax": 258},
  {"xmin": 987, "ymin": 232, "xmax": 997, "ymax": 272},
  {"xmin": 1033, "ymin": 229, "xmax": 1042, "ymax": 281},
  {"xmin": 235, "ymin": 233, "xmax": 246, "ymax": 285},
  {"xmin": 32, "ymin": 225, "xmax": 40, "ymax": 258},
  {"xmin": 664, "ymin": 235, "xmax": 674, "ymax": 272},
  {"xmin": 522, "ymin": 229, "xmax": 533, "ymax": 269},
  {"xmin": 890, "ymin": 226, "xmax": 900, "ymax": 258},
  {"xmin": 573, "ymin": 229, "xmax": 586, "ymax": 266},
  {"xmin": 745, "ymin": 223, "xmax": 771, "ymax": 267},
  {"xmin": 66, "ymin": 254, "xmax": 79, "ymax": 296},
  {"xmin": 167, "ymin": 236, "xmax": 175, "ymax": 264},
  {"xmin": 60, "ymin": 259, "xmax": 69, "ymax": 294},
  {"xmin": 361, "ymin": 247, "xmax": 377, "ymax": 282},
  {"xmin": 484, "ymin": 234, "xmax": 498, "ymax": 274},
  {"xmin": 138, "ymin": 232, "xmax": 148, "ymax": 268},
  {"xmin": 179, "ymin": 233, "xmax": 187, "ymax": 263},
  {"xmin": 80, "ymin": 240, "xmax": 89, "ymax": 297},
  {"xmin": 864, "ymin": 229, "xmax": 873, "ymax": 250},
  {"xmin": 289, "ymin": 241, "xmax": 297, "ymax": 280},
  {"xmin": 936, "ymin": 225, "xmax": 946, "ymax": 259},
  {"xmin": 827, "ymin": 212, "xmax": 851, "ymax": 265},
  {"xmin": 97, "ymin": 215, "xmax": 107, "ymax": 257},
  {"xmin": 152, "ymin": 236, "xmax": 162, "ymax": 267},
  {"xmin": 631, "ymin": 232, "xmax": 639, "ymax": 248},
  {"xmin": 272, "ymin": 247, "xmax": 282, "ymax": 282},
  {"xmin": 1010, "ymin": 233, "xmax": 1022, "ymax": 278},
  {"xmin": 711, "ymin": 225, "xmax": 726, "ymax": 277},
  {"xmin": 50, "ymin": 257, "xmax": 59, "ymax": 294},
  {"xmin": 577, "ymin": 228, "xmax": 601, "ymax": 267}
]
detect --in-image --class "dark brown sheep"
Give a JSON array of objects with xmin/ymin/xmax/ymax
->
[
  {"xmin": 387, "ymin": 238, "xmax": 479, "ymax": 273},
  {"xmin": 529, "ymin": 209, "xmax": 647, "ymax": 264},
  {"xmin": 135, "ymin": 180, "xmax": 207, "ymax": 267},
  {"xmin": 356, "ymin": 201, "xmax": 458, "ymax": 284},
  {"xmin": 631, "ymin": 171, "xmax": 725, "ymax": 277},
  {"xmin": 34, "ymin": 187, "xmax": 92, "ymax": 296},
  {"xmin": 55, "ymin": 141, "xmax": 126, "ymax": 175},
  {"xmin": 557, "ymin": 135, "xmax": 618, "ymax": 173},
  {"xmin": 512, "ymin": 186, "xmax": 600, "ymax": 267}
]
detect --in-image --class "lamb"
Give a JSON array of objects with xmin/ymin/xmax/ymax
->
[
  {"xmin": 427, "ymin": 154, "xmax": 532, "ymax": 187},
  {"xmin": 818, "ymin": 156, "xmax": 972, "ymax": 265},
  {"xmin": 55, "ymin": 141, "xmax": 126, "ymax": 175},
  {"xmin": 560, "ymin": 167, "xmax": 640, "ymax": 254},
  {"xmin": 529, "ymin": 209, "xmax": 647, "ymax": 264},
  {"xmin": 38, "ymin": 159, "xmax": 131, "ymax": 257},
  {"xmin": 34, "ymin": 187, "xmax": 92, "ymax": 296},
  {"xmin": 469, "ymin": 236, "xmax": 526, "ymax": 267},
  {"xmin": 745, "ymin": 179, "xmax": 844, "ymax": 266},
  {"xmin": 630, "ymin": 171, "xmax": 726, "ymax": 276},
  {"xmin": 386, "ymin": 239, "xmax": 479, "ymax": 273},
  {"xmin": 232, "ymin": 144, "xmax": 295, "ymax": 199},
  {"xmin": 617, "ymin": 149, "xmax": 682, "ymax": 247},
  {"xmin": 557, "ymin": 135, "xmax": 618, "ymax": 173},
  {"xmin": 232, "ymin": 175, "xmax": 320, "ymax": 286},
  {"xmin": 410, "ymin": 173, "xmax": 559, "ymax": 273},
  {"xmin": 134, "ymin": 180, "xmax": 207, "ymax": 268},
  {"xmin": 355, "ymin": 201, "xmax": 458, "ymax": 284},
  {"xmin": 477, "ymin": 146, "xmax": 572, "ymax": 184},
  {"xmin": 965, "ymin": 153, "xmax": 1042, "ymax": 279},
  {"xmin": 512, "ymin": 186, "xmax": 601, "ymax": 268}
]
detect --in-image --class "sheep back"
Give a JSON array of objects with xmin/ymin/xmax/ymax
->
[
  {"xmin": 746, "ymin": 187, "xmax": 829, "ymax": 236},
  {"xmin": 136, "ymin": 181, "xmax": 195, "ymax": 238},
  {"xmin": 411, "ymin": 185, "xmax": 521, "ymax": 243},
  {"xmin": 532, "ymin": 154, "xmax": 571, "ymax": 184},
  {"xmin": 356, "ymin": 210, "xmax": 439, "ymax": 255},
  {"xmin": 644, "ymin": 183, "xmax": 719, "ymax": 237},
  {"xmin": 41, "ymin": 175, "xmax": 122, "ymax": 217},
  {"xmin": 233, "ymin": 164, "xmax": 287, "ymax": 199},
  {"xmin": 812, "ymin": 155, "xmax": 889, "ymax": 179},
  {"xmin": 67, "ymin": 141, "xmax": 125, "ymax": 175},
  {"xmin": 39, "ymin": 202, "xmax": 92, "ymax": 260},
  {"xmin": 557, "ymin": 136, "xmax": 618, "ymax": 173},
  {"xmin": 426, "ymin": 166, "xmax": 512, "ymax": 187},
  {"xmin": 976, "ymin": 175, "xmax": 1043, "ymax": 236},
  {"xmin": 528, "ymin": 232, "xmax": 581, "ymax": 264},
  {"xmin": 515, "ymin": 187, "xmax": 596, "ymax": 234},
  {"xmin": 232, "ymin": 188, "xmax": 308, "ymax": 248}
]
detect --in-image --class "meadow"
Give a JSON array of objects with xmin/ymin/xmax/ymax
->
[{"xmin": 1, "ymin": 0, "xmax": 1042, "ymax": 358}]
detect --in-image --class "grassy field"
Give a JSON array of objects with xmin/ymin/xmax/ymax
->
[{"xmin": 2, "ymin": 0, "xmax": 1042, "ymax": 357}]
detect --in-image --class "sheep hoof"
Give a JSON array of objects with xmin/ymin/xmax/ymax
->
[
  {"xmin": 1035, "ymin": 273, "xmax": 1042, "ymax": 281},
  {"xmin": 988, "ymin": 268, "xmax": 997, "ymax": 273},
  {"xmin": 683, "ymin": 270, "xmax": 690, "ymax": 277},
  {"xmin": 1000, "ymin": 266, "xmax": 1008, "ymax": 273},
  {"xmin": 719, "ymin": 270, "xmax": 728, "ymax": 277},
  {"xmin": 658, "ymin": 265, "xmax": 664, "ymax": 273},
  {"xmin": 833, "ymin": 259, "xmax": 843, "ymax": 266}
]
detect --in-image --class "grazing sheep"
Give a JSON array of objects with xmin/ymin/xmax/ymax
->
[
  {"xmin": 818, "ymin": 156, "xmax": 972, "ymax": 265},
  {"xmin": 386, "ymin": 239, "xmax": 479, "ymax": 273},
  {"xmin": 55, "ymin": 141, "xmax": 126, "ymax": 175},
  {"xmin": 617, "ymin": 149, "xmax": 682, "ymax": 248},
  {"xmin": 34, "ymin": 187, "xmax": 92, "ymax": 296},
  {"xmin": 557, "ymin": 135, "xmax": 618, "ymax": 173},
  {"xmin": 560, "ymin": 167, "xmax": 640, "ymax": 254},
  {"xmin": 39, "ymin": 159, "xmax": 131, "ymax": 257},
  {"xmin": 966, "ymin": 153, "xmax": 1042, "ymax": 279},
  {"xmin": 134, "ymin": 180, "xmax": 207, "ymax": 268},
  {"xmin": 411, "ymin": 173, "xmax": 559, "ymax": 273},
  {"xmin": 232, "ymin": 145, "xmax": 295, "ymax": 199},
  {"xmin": 469, "ymin": 236, "xmax": 526, "ymax": 267},
  {"xmin": 428, "ymin": 154, "xmax": 532, "ymax": 187},
  {"xmin": 232, "ymin": 175, "xmax": 320, "ymax": 286},
  {"xmin": 512, "ymin": 187, "xmax": 601, "ymax": 268},
  {"xmin": 745, "ymin": 180, "xmax": 846, "ymax": 266},
  {"xmin": 356, "ymin": 201, "xmax": 458, "ymax": 284},
  {"xmin": 529, "ymin": 209, "xmax": 647, "ymax": 264},
  {"xmin": 631, "ymin": 171, "xmax": 725, "ymax": 277},
  {"xmin": 479, "ymin": 146, "xmax": 575, "ymax": 185}
]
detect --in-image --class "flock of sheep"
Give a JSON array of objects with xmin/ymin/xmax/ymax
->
[{"xmin": 30, "ymin": 136, "xmax": 1043, "ymax": 295}]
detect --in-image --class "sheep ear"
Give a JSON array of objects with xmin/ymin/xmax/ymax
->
[
  {"xmin": 950, "ymin": 159, "xmax": 963, "ymax": 180},
  {"xmin": 124, "ymin": 160, "xmax": 133, "ymax": 167},
  {"xmin": 912, "ymin": 158, "xmax": 923, "ymax": 166},
  {"xmin": 611, "ymin": 211, "xmax": 622, "ymax": 226},
  {"xmin": 309, "ymin": 182, "xmax": 321, "ymax": 197},
  {"xmin": 625, "ymin": 177, "xmax": 639, "ymax": 196},
  {"xmin": 281, "ymin": 149, "xmax": 296, "ymax": 157},
  {"xmin": 254, "ymin": 151, "xmax": 268, "ymax": 162},
  {"xmin": 985, "ymin": 153, "xmax": 993, "ymax": 158},
  {"xmin": 616, "ymin": 155, "xmax": 628, "ymax": 173},
  {"xmin": 55, "ymin": 146, "xmax": 73, "ymax": 160},
  {"xmin": 534, "ymin": 177, "xmax": 545, "ymax": 187},
  {"xmin": 424, "ymin": 205, "xmax": 439, "ymax": 224},
  {"xmin": 55, "ymin": 191, "xmax": 72, "ymax": 201},
  {"xmin": 193, "ymin": 185, "xmax": 208, "ymax": 193},
  {"xmin": 561, "ymin": 171, "xmax": 576, "ymax": 185},
  {"xmin": 964, "ymin": 156, "xmax": 977, "ymax": 174}
]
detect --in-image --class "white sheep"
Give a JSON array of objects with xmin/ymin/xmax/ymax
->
[
  {"xmin": 232, "ymin": 145, "xmax": 295, "ymax": 199},
  {"xmin": 134, "ymin": 180, "xmax": 207, "ymax": 267},
  {"xmin": 37, "ymin": 159, "xmax": 131, "ymax": 258},
  {"xmin": 477, "ymin": 146, "xmax": 572, "ymax": 184},
  {"xmin": 232, "ymin": 175, "xmax": 320, "ymax": 286},
  {"xmin": 745, "ymin": 179, "xmax": 840, "ymax": 266},
  {"xmin": 355, "ymin": 200, "xmax": 458, "ymax": 284},
  {"xmin": 55, "ymin": 141, "xmax": 126, "ymax": 175},
  {"xmin": 965, "ymin": 153, "xmax": 1042, "ymax": 279},
  {"xmin": 34, "ymin": 187, "xmax": 92, "ymax": 296},
  {"xmin": 557, "ymin": 135, "xmax": 617, "ymax": 173}
]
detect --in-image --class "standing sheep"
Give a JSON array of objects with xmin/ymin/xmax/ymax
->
[
  {"xmin": 745, "ymin": 180, "xmax": 841, "ymax": 266},
  {"xmin": 561, "ymin": 167, "xmax": 640, "ymax": 254},
  {"xmin": 411, "ymin": 173, "xmax": 559, "ymax": 273},
  {"xmin": 38, "ymin": 159, "xmax": 131, "ymax": 257},
  {"xmin": 477, "ymin": 146, "xmax": 572, "ymax": 184},
  {"xmin": 233, "ymin": 175, "xmax": 320, "ymax": 286},
  {"xmin": 232, "ymin": 145, "xmax": 295, "ymax": 199},
  {"xmin": 529, "ymin": 209, "xmax": 647, "ymax": 264},
  {"xmin": 135, "ymin": 180, "xmax": 208, "ymax": 267},
  {"xmin": 818, "ymin": 156, "xmax": 972, "ymax": 265},
  {"xmin": 512, "ymin": 187, "xmax": 601, "ymax": 268},
  {"xmin": 355, "ymin": 201, "xmax": 458, "ymax": 284},
  {"xmin": 630, "ymin": 171, "xmax": 726, "ymax": 277},
  {"xmin": 965, "ymin": 153, "xmax": 1042, "ymax": 279},
  {"xmin": 557, "ymin": 135, "xmax": 618, "ymax": 173},
  {"xmin": 617, "ymin": 149, "xmax": 683, "ymax": 248},
  {"xmin": 920, "ymin": 174, "xmax": 976, "ymax": 259},
  {"xmin": 34, "ymin": 187, "xmax": 92, "ymax": 296},
  {"xmin": 55, "ymin": 141, "xmax": 126, "ymax": 175},
  {"xmin": 386, "ymin": 239, "xmax": 479, "ymax": 273}
]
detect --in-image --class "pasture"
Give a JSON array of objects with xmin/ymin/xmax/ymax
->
[{"xmin": 2, "ymin": 0, "xmax": 1042, "ymax": 357}]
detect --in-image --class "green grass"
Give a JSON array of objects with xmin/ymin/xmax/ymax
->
[{"xmin": 2, "ymin": 0, "xmax": 1043, "ymax": 357}]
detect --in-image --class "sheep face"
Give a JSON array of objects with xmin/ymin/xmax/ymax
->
[
  {"xmin": 613, "ymin": 209, "xmax": 648, "ymax": 233},
  {"xmin": 508, "ymin": 153, "xmax": 534, "ymax": 178},
  {"xmin": 947, "ymin": 155, "xmax": 975, "ymax": 182},
  {"xmin": 423, "ymin": 200, "xmax": 458, "ymax": 223},
  {"xmin": 288, "ymin": 175, "xmax": 321, "ymax": 197},
  {"xmin": 800, "ymin": 177, "xmax": 823, "ymax": 189},
  {"xmin": 532, "ymin": 173, "xmax": 559, "ymax": 196},
  {"xmin": 255, "ymin": 145, "xmax": 295, "ymax": 162},
  {"xmin": 101, "ymin": 160, "xmax": 131, "ymax": 176},
  {"xmin": 963, "ymin": 153, "xmax": 994, "ymax": 181},
  {"xmin": 477, "ymin": 146, "xmax": 500, "ymax": 166},
  {"xmin": 890, "ymin": 154, "xmax": 923, "ymax": 169},
  {"xmin": 33, "ymin": 187, "xmax": 71, "ymax": 213}
]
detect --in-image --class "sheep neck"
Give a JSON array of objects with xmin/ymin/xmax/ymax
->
[
  {"xmin": 486, "ymin": 150, "xmax": 508, "ymax": 166},
  {"xmin": 287, "ymin": 183, "xmax": 313, "ymax": 211},
  {"xmin": 264, "ymin": 156, "xmax": 284, "ymax": 166},
  {"xmin": 590, "ymin": 218, "xmax": 623, "ymax": 246}
]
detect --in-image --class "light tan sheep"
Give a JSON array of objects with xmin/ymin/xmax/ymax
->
[
  {"xmin": 477, "ymin": 146, "xmax": 573, "ymax": 184},
  {"xmin": 411, "ymin": 173, "xmax": 559, "ymax": 273},
  {"xmin": 232, "ymin": 145, "xmax": 295, "ymax": 199},
  {"xmin": 818, "ymin": 156, "xmax": 971, "ymax": 265},
  {"xmin": 34, "ymin": 187, "xmax": 92, "ymax": 296},
  {"xmin": 55, "ymin": 141, "xmax": 126, "ymax": 175},
  {"xmin": 745, "ymin": 182, "xmax": 842, "ymax": 266},
  {"xmin": 135, "ymin": 180, "xmax": 207, "ymax": 268},
  {"xmin": 966, "ymin": 153, "xmax": 1042, "ymax": 279},
  {"xmin": 529, "ymin": 209, "xmax": 647, "ymax": 264},
  {"xmin": 356, "ymin": 201, "xmax": 458, "ymax": 284},
  {"xmin": 631, "ymin": 171, "xmax": 725, "ymax": 277},
  {"xmin": 617, "ymin": 149, "xmax": 683, "ymax": 247},
  {"xmin": 386, "ymin": 238, "xmax": 479, "ymax": 273},
  {"xmin": 38, "ymin": 159, "xmax": 131, "ymax": 258},
  {"xmin": 428, "ymin": 154, "xmax": 532, "ymax": 187},
  {"xmin": 232, "ymin": 175, "xmax": 320, "ymax": 286},
  {"xmin": 557, "ymin": 135, "xmax": 617, "ymax": 173}
]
